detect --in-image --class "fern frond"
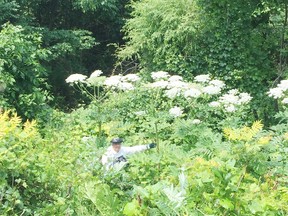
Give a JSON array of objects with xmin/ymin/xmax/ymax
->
[
  {"xmin": 240, "ymin": 126, "xmax": 254, "ymax": 141},
  {"xmin": 223, "ymin": 121, "xmax": 263, "ymax": 141},
  {"xmin": 223, "ymin": 128, "xmax": 238, "ymax": 140},
  {"xmin": 251, "ymin": 120, "xmax": 263, "ymax": 135},
  {"xmin": 10, "ymin": 113, "xmax": 21, "ymax": 126},
  {"xmin": 203, "ymin": 149, "xmax": 214, "ymax": 159},
  {"xmin": 23, "ymin": 120, "xmax": 37, "ymax": 136},
  {"xmin": 258, "ymin": 136, "xmax": 272, "ymax": 145},
  {"xmin": 0, "ymin": 111, "xmax": 21, "ymax": 139},
  {"xmin": 156, "ymin": 200, "xmax": 179, "ymax": 216},
  {"xmin": 148, "ymin": 208, "xmax": 162, "ymax": 216},
  {"xmin": 163, "ymin": 185, "xmax": 185, "ymax": 208}
]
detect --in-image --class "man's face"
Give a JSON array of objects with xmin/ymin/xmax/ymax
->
[{"xmin": 112, "ymin": 143, "xmax": 121, "ymax": 152}]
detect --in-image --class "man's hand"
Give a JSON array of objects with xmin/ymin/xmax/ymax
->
[
  {"xmin": 115, "ymin": 155, "xmax": 127, "ymax": 163},
  {"xmin": 148, "ymin": 143, "xmax": 157, "ymax": 149}
]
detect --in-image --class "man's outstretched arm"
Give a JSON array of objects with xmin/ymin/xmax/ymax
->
[{"xmin": 124, "ymin": 143, "xmax": 156, "ymax": 155}]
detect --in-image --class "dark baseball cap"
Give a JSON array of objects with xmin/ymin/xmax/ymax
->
[{"xmin": 111, "ymin": 137, "xmax": 123, "ymax": 144}]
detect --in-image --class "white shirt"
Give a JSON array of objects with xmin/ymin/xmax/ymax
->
[{"xmin": 101, "ymin": 145, "xmax": 148, "ymax": 169}]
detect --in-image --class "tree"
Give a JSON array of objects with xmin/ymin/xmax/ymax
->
[
  {"xmin": 118, "ymin": 0, "xmax": 288, "ymax": 122},
  {"xmin": 0, "ymin": 24, "xmax": 50, "ymax": 119},
  {"xmin": 0, "ymin": 0, "xmax": 130, "ymax": 116}
]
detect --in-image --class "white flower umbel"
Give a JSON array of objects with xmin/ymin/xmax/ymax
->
[
  {"xmin": 282, "ymin": 98, "xmax": 288, "ymax": 104},
  {"xmin": 209, "ymin": 79, "xmax": 225, "ymax": 89},
  {"xmin": 219, "ymin": 90, "xmax": 252, "ymax": 110},
  {"xmin": 192, "ymin": 119, "xmax": 201, "ymax": 124},
  {"xmin": 209, "ymin": 101, "xmax": 221, "ymax": 107},
  {"xmin": 267, "ymin": 80, "xmax": 288, "ymax": 101},
  {"xmin": 89, "ymin": 70, "xmax": 103, "ymax": 78},
  {"xmin": 220, "ymin": 93, "xmax": 240, "ymax": 105},
  {"xmin": 134, "ymin": 111, "xmax": 146, "ymax": 116},
  {"xmin": 66, "ymin": 74, "xmax": 87, "ymax": 83},
  {"xmin": 184, "ymin": 88, "xmax": 202, "ymax": 98},
  {"xmin": 225, "ymin": 104, "xmax": 236, "ymax": 112},
  {"xmin": 239, "ymin": 93, "xmax": 253, "ymax": 104},
  {"xmin": 151, "ymin": 71, "xmax": 170, "ymax": 80},
  {"xmin": 228, "ymin": 89, "xmax": 239, "ymax": 95},
  {"xmin": 150, "ymin": 80, "xmax": 169, "ymax": 89},
  {"xmin": 169, "ymin": 106, "xmax": 183, "ymax": 118},
  {"xmin": 165, "ymin": 88, "xmax": 182, "ymax": 99},
  {"xmin": 203, "ymin": 85, "xmax": 221, "ymax": 95},
  {"xmin": 167, "ymin": 80, "xmax": 188, "ymax": 89},
  {"xmin": 194, "ymin": 74, "xmax": 210, "ymax": 83},
  {"xmin": 278, "ymin": 80, "xmax": 288, "ymax": 91},
  {"xmin": 104, "ymin": 75, "xmax": 122, "ymax": 88},
  {"xmin": 122, "ymin": 74, "xmax": 141, "ymax": 82},
  {"xmin": 268, "ymin": 87, "xmax": 284, "ymax": 99},
  {"xmin": 168, "ymin": 75, "xmax": 183, "ymax": 82},
  {"xmin": 118, "ymin": 82, "xmax": 134, "ymax": 91}
]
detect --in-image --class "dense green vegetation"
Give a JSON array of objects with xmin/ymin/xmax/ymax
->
[
  {"xmin": 119, "ymin": 0, "xmax": 288, "ymax": 123},
  {"xmin": 0, "ymin": 0, "xmax": 288, "ymax": 215},
  {"xmin": 0, "ymin": 0, "xmax": 128, "ymax": 115}
]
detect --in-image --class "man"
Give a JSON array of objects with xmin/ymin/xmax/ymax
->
[{"xmin": 101, "ymin": 137, "xmax": 157, "ymax": 169}]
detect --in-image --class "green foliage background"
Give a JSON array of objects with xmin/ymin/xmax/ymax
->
[
  {"xmin": 0, "ymin": 0, "xmax": 288, "ymax": 215},
  {"xmin": 0, "ymin": 0, "xmax": 129, "ymax": 115},
  {"xmin": 119, "ymin": 0, "xmax": 288, "ymax": 123}
]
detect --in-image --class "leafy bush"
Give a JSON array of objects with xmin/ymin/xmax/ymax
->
[
  {"xmin": 0, "ymin": 111, "xmax": 59, "ymax": 214},
  {"xmin": 0, "ymin": 24, "xmax": 51, "ymax": 119}
]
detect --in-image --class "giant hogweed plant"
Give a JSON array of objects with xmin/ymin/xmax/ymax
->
[
  {"xmin": 267, "ymin": 79, "xmax": 288, "ymax": 180},
  {"xmin": 65, "ymin": 70, "xmax": 254, "ymax": 182},
  {"xmin": 65, "ymin": 72, "xmax": 253, "ymax": 147},
  {"xmin": 77, "ymin": 71, "xmax": 252, "ymax": 142},
  {"xmin": 66, "ymin": 71, "xmax": 141, "ymax": 136},
  {"xmin": 268, "ymin": 79, "xmax": 288, "ymax": 108}
]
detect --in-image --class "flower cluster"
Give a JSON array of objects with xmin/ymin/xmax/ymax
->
[
  {"xmin": 149, "ymin": 72, "xmax": 224, "ymax": 99},
  {"xmin": 104, "ymin": 75, "xmax": 122, "ymax": 88},
  {"xmin": 217, "ymin": 89, "xmax": 252, "ymax": 112},
  {"xmin": 66, "ymin": 70, "xmax": 141, "ymax": 91},
  {"xmin": 66, "ymin": 70, "xmax": 253, "ymax": 117},
  {"xmin": 134, "ymin": 111, "xmax": 146, "ymax": 116},
  {"xmin": 194, "ymin": 74, "xmax": 210, "ymax": 83},
  {"xmin": 268, "ymin": 80, "xmax": 288, "ymax": 104},
  {"xmin": 149, "ymin": 73, "xmax": 189, "ymax": 99},
  {"xmin": 65, "ymin": 74, "xmax": 87, "ymax": 83},
  {"xmin": 192, "ymin": 119, "xmax": 201, "ymax": 124},
  {"xmin": 122, "ymin": 74, "xmax": 141, "ymax": 82},
  {"xmin": 169, "ymin": 106, "xmax": 183, "ymax": 118},
  {"xmin": 151, "ymin": 71, "xmax": 170, "ymax": 80},
  {"xmin": 90, "ymin": 70, "xmax": 103, "ymax": 78},
  {"xmin": 149, "ymin": 72, "xmax": 252, "ymax": 114},
  {"xmin": 183, "ymin": 88, "xmax": 202, "ymax": 98},
  {"xmin": 104, "ymin": 74, "xmax": 140, "ymax": 91}
]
